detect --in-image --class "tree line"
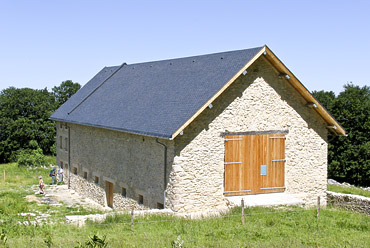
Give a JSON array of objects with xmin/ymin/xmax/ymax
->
[
  {"xmin": 0, "ymin": 81, "xmax": 368, "ymax": 186},
  {"xmin": 0, "ymin": 80, "xmax": 80, "ymax": 163},
  {"xmin": 312, "ymin": 84, "xmax": 370, "ymax": 187}
]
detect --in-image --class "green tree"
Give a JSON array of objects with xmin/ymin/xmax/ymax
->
[
  {"xmin": 52, "ymin": 80, "xmax": 81, "ymax": 106},
  {"xmin": 17, "ymin": 140, "xmax": 46, "ymax": 167},
  {"xmin": 312, "ymin": 90, "xmax": 336, "ymax": 112},
  {"xmin": 0, "ymin": 87, "xmax": 56, "ymax": 162},
  {"xmin": 313, "ymin": 84, "xmax": 370, "ymax": 186},
  {"xmin": 0, "ymin": 81, "xmax": 80, "ymax": 163}
]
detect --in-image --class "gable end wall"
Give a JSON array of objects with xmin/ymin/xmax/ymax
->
[{"xmin": 167, "ymin": 56, "xmax": 328, "ymax": 213}]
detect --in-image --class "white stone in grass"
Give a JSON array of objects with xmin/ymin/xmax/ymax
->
[{"xmin": 19, "ymin": 213, "xmax": 36, "ymax": 217}]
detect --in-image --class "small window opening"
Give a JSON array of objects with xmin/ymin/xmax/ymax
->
[
  {"xmin": 60, "ymin": 122, "xmax": 63, "ymax": 128},
  {"xmin": 60, "ymin": 161, "xmax": 63, "ymax": 169},
  {"xmin": 59, "ymin": 136, "xmax": 63, "ymax": 149},
  {"xmin": 83, "ymin": 171, "xmax": 87, "ymax": 179},
  {"xmin": 65, "ymin": 137, "xmax": 68, "ymax": 151},
  {"xmin": 94, "ymin": 176, "xmax": 99, "ymax": 184},
  {"xmin": 122, "ymin": 187, "xmax": 127, "ymax": 197},
  {"xmin": 157, "ymin": 202, "xmax": 164, "ymax": 209},
  {"xmin": 138, "ymin": 194, "xmax": 144, "ymax": 205},
  {"xmin": 73, "ymin": 167, "xmax": 77, "ymax": 175}
]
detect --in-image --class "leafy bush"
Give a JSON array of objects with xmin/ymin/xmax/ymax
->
[
  {"xmin": 17, "ymin": 148, "xmax": 46, "ymax": 167},
  {"xmin": 172, "ymin": 235, "xmax": 184, "ymax": 248},
  {"xmin": 50, "ymin": 142, "xmax": 57, "ymax": 156},
  {"xmin": 44, "ymin": 234, "xmax": 53, "ymax": 248},
  {"xmin": 75, "ymin": 234, "xmax": 107, "ymax": 248},
  {"xmin": 0, "ymin": 229, "xmax": 7, "ymax": 246}
]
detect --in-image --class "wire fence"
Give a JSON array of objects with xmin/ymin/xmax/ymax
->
[{"xmin": 59, "ymin": 208, "xmax": 314, "ymax": 228}]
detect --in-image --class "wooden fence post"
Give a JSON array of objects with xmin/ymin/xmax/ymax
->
[
  {"xmin": 317, "ymin": 196, "xmax": 320, "ymax": 218},
  {"xmin": 130, "ymin": 208, "xmax": 134, "ymax": 230},
  {"xmin": 27, "ymin": 214, "xmax": 31, "ymax": 225},
  {"xmin": 241, "ymin": 199, "xmax": 245, "ymax": 225}
]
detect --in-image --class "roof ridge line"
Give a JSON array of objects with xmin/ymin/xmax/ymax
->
[
  {"xmin": 126, "ymin": 46, "xmax": 265, "ymax": 67},
  {"xmin": 67, "ymin": 63, "xmax": 127, "ymax": 115}
]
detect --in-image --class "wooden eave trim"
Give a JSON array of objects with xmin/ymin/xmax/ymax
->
[
  {"xmin": 171, "ymin": 46, "xmax": 267, "ymax": 139},
  {"xmin": 263, "ymin": 46, "xmax": 346, "ymax": 136}
]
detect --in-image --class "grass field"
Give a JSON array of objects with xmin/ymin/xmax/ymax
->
[
  {"xmin": 1, "ymin": 160, "xmax": 370, "ymax": 247},
  {"xmin": 328, "ymin": 184, "xmax": 370, "ymax": 198}
]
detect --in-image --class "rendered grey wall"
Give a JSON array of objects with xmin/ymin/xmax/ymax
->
[{"xmin": 57, "ymin": 122, "xmax": 174, "ymax": 209}]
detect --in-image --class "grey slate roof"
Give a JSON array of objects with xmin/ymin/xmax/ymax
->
[{"xmin": 50, "ymin": 46, "xmax": 264, "ymax": 139}]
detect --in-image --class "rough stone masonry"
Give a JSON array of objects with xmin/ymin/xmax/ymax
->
[{"xmin": 57, "ymin": 56, "xmax": 328, "ymax": 214}]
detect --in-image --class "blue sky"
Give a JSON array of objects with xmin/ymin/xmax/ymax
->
[{"xmin": 0, "ymin": 0, "xmax": 369, "ymax": 94}]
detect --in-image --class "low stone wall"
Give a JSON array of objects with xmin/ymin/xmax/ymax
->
[{"xmin": 327, "ymin": 191, "xmax": 370, "ymax": 215}]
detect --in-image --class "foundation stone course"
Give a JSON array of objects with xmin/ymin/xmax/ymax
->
[{"xmin": 327, "ymin": 191, "xmax": 370, "ymax": 215}]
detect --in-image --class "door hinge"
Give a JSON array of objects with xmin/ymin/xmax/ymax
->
[
  {"xmin": 271, "ymin": 159, "xmax": 286, "ymax": 162},
  {"xmin": 224, "ymin": 162, "xmax": 242, "ymax": 165},
  {"xmin": 224, "ymin": 189, "xmax": 251, "ymax": 194},
  {"xmin": 260, "ymin": 186, "xmax": 286, "ymax": 190},
  {"xmin": 225, "ymin": 138, "xmax": 243, "ymax": 141}
]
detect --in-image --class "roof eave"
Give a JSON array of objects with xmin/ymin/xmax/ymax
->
[
  {"xmin": 262, "ymin": 45, "xmax": 346, "ymax": 136},
  {"xmin": 50, "ymin": 117, "xmax": 173, "ymax": 139}
]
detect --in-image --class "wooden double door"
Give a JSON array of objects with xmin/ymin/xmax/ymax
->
[{"xmin": 224, "ymin": 133, "xmax": 286, "ymax": 196}]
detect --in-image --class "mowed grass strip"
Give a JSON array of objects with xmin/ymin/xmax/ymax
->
[{"xmin": 328, "ymin": 184, "xmax": 370, "ymax": 198}]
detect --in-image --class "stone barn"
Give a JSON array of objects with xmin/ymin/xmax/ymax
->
[{"xmin": 50, "ymin": 45, "xmax": 345, "ymax": 213}]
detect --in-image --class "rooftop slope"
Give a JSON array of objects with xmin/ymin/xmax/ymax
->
[{"xmin": 51, "ymin": 47, "xmax": 264, "ymax": 138}]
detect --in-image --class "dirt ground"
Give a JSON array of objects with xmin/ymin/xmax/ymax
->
[{"xmin": 27, "ymin": 184, "xmax": 109, "ymax": 211}]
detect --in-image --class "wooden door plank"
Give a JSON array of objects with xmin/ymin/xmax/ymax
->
[
  {"xmin": 242, "ymin": 135, "xmax": 253, "ymax": 194},
  {"xmin": 224, "ymin": 135, "xmax": 233, "ymax": 193},
  {"xmin": 255, "ymin": 134, "xmax": 263, "ymax": 194},
  {"xmin": 261, "ymin": 133, "xmax": 285, "ymax": 193}
]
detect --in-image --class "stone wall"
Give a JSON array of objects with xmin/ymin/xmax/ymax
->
[
  {"xmin": 167, "ymin": 56, "xmax": 328, "ymax": 212},
  {"xmin": 64, "ymin": 173, "xmax": 147, "ymax": 210},
  {"xmin": 57, "ymin": 55, "xmax": 329, "ymax": 214},
  {"xmin": 327, "ymin": 191, "xmax": 370, "ymax": 215},
  {"xmin": 56, "ymin": 122, "xmax": 69, "ymax": 175}
]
